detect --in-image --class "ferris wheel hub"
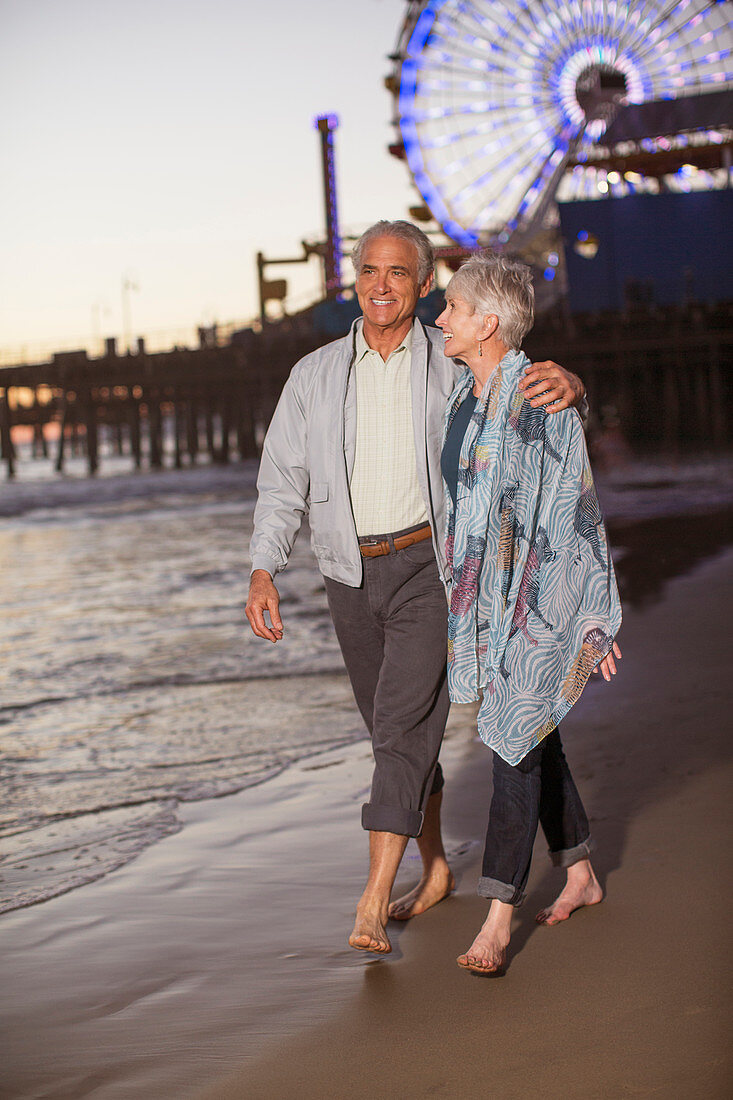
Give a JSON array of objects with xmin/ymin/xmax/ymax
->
[{"xmin": 575, "ymin": 66, "xmax": 628, "ymax": 128}]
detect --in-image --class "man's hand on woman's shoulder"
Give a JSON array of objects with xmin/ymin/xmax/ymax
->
[{"xmin": 518, "ymin": 361, "xmax": 585, "ymax": 413}]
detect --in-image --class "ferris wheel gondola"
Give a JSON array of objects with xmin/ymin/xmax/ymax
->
[{"xmin": 388, "ymin": 0, "xmax": 733, "ymax": 249}]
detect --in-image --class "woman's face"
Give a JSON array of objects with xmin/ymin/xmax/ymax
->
[{"xmin": 435, "ymin": 293, "xmax": 485, "ymax": 361}]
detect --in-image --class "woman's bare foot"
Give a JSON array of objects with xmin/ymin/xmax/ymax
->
[
  {"xmin": 457, "ymin": 899, "xmax": 512, "ymax": 975},
  {"xmin": 536, "ymin": 859, "xmax": 603, "ymax": 925},
  {"xmin": 349, "ymin": 905, "xmax": 391, "ymax": 954},
  {"xmin": 388, "ymin": 863, "xmax": 455, "ymax": 920}
]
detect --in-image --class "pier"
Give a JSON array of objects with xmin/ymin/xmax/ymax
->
[
  {"xmin": 0, "ymin": 321, "xmax": 323, "ymax": 479},
  {"xmin": 1, "ymin": 299, "xmax": 731, "ymax": 480}
]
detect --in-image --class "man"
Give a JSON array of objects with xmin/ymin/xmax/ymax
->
[{"xmin": 246, "ymin": 221, "xmax": 585, "ymax": 954}]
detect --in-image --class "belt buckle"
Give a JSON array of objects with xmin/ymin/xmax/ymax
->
[{"xmin": 360, "ymin": 536, "xmax": 389, "ymax": 557}]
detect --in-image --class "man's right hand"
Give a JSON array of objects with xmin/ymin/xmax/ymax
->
[{"xmin": 245, "ymin": 570, "xmax": 283, "ymax": 643}]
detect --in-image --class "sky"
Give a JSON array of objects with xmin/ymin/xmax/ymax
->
[{"xmin": 0, "ymin": 0, "xmax": 419, "ymax": 360}]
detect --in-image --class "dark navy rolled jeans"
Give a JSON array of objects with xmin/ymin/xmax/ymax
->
[
  {"xmin": 479, "ymin": 728, "xmax": 593, "ymax": 906},
  {"xmin": 324, "ymin": 534, "xmax": 449, "ymax": 838}
]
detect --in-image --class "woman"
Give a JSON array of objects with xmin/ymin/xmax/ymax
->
[{"xmin": 436, "ymin": 254, "xmax": 622, "ymax": 975}]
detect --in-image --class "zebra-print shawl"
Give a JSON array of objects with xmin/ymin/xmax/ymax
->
[{"xmin": 444, "ymin": 349, "xmax": 622, "ymax": 765}]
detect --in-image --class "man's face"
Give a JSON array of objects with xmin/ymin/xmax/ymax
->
[{"xmin": 355, "ymin": 236, "xmax": 432, "ymax": 337}]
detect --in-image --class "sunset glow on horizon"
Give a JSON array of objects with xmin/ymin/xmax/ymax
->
[{"xmin": 1, "ymin": 0, "xmax": 414, "ymax": 362}]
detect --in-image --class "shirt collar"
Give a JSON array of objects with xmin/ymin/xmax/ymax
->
[{"xmin": 355, "ymin": 318, "xmax": 415, "ymax": 364}]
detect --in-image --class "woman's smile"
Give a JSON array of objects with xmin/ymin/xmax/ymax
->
[{"xmin": 435, "ymin": 294, "xmax": 483, "ymax": 361}]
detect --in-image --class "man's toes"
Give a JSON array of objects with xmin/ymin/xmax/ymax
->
[
  {"xmin": 388, "ymin": 889, "xmax": 421, "ymax": 920},
  {"xmin": 349, "ymin": 931, "xmax": 391, "ymax": 954},
  {"xmin": 366, "ymin": 940, "xmax": 391, "ymax": 954},
  {"xmin": 393, "ymin": 901, "xmax": 423, "ymax": 920}
]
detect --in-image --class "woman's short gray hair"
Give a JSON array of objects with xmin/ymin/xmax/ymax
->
[
  {"xmin": 447, "ymin": 252, "xmax": 535, "ymax": 350},
  {"xmin": 351, "ymin": 220, "xmax": 435, "ymax": 286}
]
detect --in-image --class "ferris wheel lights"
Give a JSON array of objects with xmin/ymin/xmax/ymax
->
[
  {"xmin": 586, "ymin": 120, "xmax": 607, "ymax": 140},
  {"xmin": 392, "ymin": 0, "xmax": 732, "ymax": 246}
]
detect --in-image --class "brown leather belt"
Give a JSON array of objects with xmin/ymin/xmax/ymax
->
[{"xmin": 359, "ymin": 523, "xmax": 432, "ymax": 558}]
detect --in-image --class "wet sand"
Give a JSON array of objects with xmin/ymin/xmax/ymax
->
[{"xmin": 2, "ymin": 547, "xmax": 732, "ymax": 1098}]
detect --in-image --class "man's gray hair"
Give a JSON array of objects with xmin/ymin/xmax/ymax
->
[
  {"xmin": 447, "ymin": 252, "xmax": 535, "ymax": 350},
  {"xmin": 351, "ymin": 220, "xmax": 435, "ymax": 286}
]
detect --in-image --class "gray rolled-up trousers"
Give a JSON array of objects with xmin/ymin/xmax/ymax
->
[{"xmin": 323, "ymin": 534, "xmax": 450, "ymax": 838}]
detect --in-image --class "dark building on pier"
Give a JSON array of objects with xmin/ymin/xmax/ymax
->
[{"xmin": 560, "ymin": 188, "xmax": 733, "ymax": 314}]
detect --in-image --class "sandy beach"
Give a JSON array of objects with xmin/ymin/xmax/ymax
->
[
  {"xmin": 202, "ymin": 549, "xmax": 733, "ymax": 1100},
  {"xmin": 2, "ymin": 496, "xmax": 732, "ymax": 1098}
]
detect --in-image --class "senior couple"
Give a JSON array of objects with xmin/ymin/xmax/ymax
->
[{"xmin": 246, "ymin": 220, "xmax": 621, "ymax": 974}]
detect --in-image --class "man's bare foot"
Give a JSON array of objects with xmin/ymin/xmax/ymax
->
[
  {"xmin": 348, "ymin": 830, "xmax": 408, "ymax": 954},
  {"xmin": 349, "ymin": 908, "xmax": 391, "ymax": 954},
  {"xmin": 536, "ymin": 859, "xmax": 603, "ymax": 925},
  {"xmin": 456, "ymin": 899, "xmax": 511, "ymax": 975},
  {"xmin": 388, "ymin": 865, "xmax": 455, "ymax": 920}
]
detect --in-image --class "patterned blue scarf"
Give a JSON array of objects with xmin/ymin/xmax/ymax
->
[{"xmin": 444, "ymin": 349, "xmax": 622, "ymax": 765}]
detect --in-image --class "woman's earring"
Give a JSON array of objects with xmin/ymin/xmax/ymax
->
[{"xmin": 478, "ymin": 340, "xmax": 483, "ymax": 357}]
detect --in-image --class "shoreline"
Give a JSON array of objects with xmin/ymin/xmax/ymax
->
[
  {"xmin": 1, "ymin": 702, "xmax": 485, "ymax": 1100},
  {"xmin": 3, "ymin": 547, "xmax": 732, "ymax": 1098}
]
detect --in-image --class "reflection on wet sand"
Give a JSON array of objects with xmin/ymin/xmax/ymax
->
[{"xmin": 609, "ymin": 508, "xmax": 733, "ymax": 608}]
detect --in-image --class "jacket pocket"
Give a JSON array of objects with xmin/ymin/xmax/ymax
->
[{"xmin": 310, "ymin": 482, "xmax": 329, "ymax": 503}]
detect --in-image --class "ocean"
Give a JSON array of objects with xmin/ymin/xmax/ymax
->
[
  {"xmin": 0, "ymin": 454, "xmax": 364, "ymax": 915},
  {"xmin": 1, "ymin": 447, "xmax": 732, "ymax": 915}
]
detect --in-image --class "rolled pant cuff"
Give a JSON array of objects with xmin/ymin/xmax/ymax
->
[
  {"xmin": 549, "ymin": 835, "xmax": 594, "ymax": 868},
  {"xmin": 362, "ymin": 802, "xmax": 424, "ymax": 838},
  {"xmin": 477, "ymin": 876, "xmax": 525, "ymax": 907}
]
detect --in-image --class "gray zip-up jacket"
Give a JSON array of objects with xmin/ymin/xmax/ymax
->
[{"xmin": 250, "ymin": 317, "xmax": 461, "ymax": 588}]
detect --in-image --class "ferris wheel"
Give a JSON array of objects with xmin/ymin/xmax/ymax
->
[{"xmin": 388, "ymin": 0, "xmax": 733, "ymax": 249}]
